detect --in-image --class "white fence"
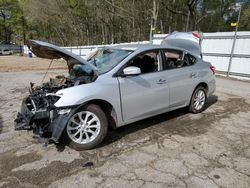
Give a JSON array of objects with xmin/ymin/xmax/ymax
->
[
  {"xmin": 61, "ymin": 41, "xmax": 150, "ymax": 59},
  {"xmin": 24, "ymin": 32, "xmax": 250, "ymax": 78},
  {"xmin": 23, "ymin": 41, "xmax": 149, "ymax": 59}
]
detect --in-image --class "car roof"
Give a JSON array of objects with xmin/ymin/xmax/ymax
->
[{"xmin": 109, "ymin": 43, "xmax": 197, "ymax": 57}]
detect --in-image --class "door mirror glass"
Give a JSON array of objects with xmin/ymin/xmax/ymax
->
[{"xmin": 123, "ymin": 66, "xmax": 141, "ymax": 76}]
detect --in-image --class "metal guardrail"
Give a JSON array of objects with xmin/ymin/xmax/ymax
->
[
  {"xmin": 216, "ymin": 70, "xmax": 250, "ymax": 78},
  {"xmin": 203, "ymin": 53, "xmax": 250, "ymax": 58},
  {"xmin": 203, "ymin": 35, "xmax": 250, "ymax": 39}
]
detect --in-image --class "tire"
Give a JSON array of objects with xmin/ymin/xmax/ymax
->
[
  {"xmin": 189, "ymin": 86, "xmax": 207, "ymax": 113},
  {"xmin": 63, "ymin": 104, "xmax": 108, "ymax": 150}
]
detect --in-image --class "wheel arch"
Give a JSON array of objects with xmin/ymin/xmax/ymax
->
[
  {"xmin": 83, "ymin": 99, "xmax": 118, "ymax": 129},
  {"xmin": 194, "ymin": 82, "xmax": 208, "ymax": 93},
  {"xmin": 189, "ymin": 82, "xmax": 208, "ymax": 105}
]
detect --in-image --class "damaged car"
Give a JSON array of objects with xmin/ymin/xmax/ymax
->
[{"xmin": 15, "ymin": 33, "xmax": 216, "ymax": 150}]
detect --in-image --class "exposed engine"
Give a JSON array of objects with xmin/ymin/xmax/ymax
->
[
  {"xmin": 15, "ymin": 73, "xmax": 95, "ymax": 141},
  {"xmin": 15, "ymin": 40, "xmax": 99, "ymax": 144}
]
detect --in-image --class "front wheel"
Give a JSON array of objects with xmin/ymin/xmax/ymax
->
[
  {"xmin": 64, "ymin": 104, "xmax": 108, "ymax": 150},
  {"xmin": 189, "ymin": 86, "xmax": 207, "ymax": 113}
]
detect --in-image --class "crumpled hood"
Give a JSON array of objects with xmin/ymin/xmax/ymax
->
[{"xmin": 27, "ymin": 40, "xmax": 98, "ymax": 75}]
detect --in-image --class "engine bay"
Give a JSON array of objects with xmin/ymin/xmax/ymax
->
[
  {"xmin": 14, "ymin": 40, "xmax": 100, "ymax": 144},
  {"xmin": 14, "ymin": 72, "xmax": 96, "ymax": 141}
]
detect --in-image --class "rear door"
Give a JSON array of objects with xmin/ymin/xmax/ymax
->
[
  {"xmin": 162, "ymin": 49, "xmax": 198, "ymax": 109},
  {"xmin": 117, "ymin": 50, "xmax": 170, "ymax": 123}
]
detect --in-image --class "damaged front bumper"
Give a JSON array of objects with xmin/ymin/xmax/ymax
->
[
  {"xmin": 15, "ymin": 98, "xmax": 76, "ymax": 143},
  {"xmin": 15, "ymin": 99, "xmax": 34, "ymax": 131}
]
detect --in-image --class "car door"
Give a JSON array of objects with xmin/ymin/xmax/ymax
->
[
  {"xmin": 117, "ymin": 50, "xmax": 170, "ymax": 123},
  {"xmin": 162, "ymin": 49, "xmax": 198, "ymax": 109}
]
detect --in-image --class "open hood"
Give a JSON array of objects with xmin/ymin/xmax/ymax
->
[
  {"xmin": 161, "ymin": 32, "xmax": 202, "ymax": 58},
  {"xmin": 27, "ymin": 40, "xmax": 98, "ymax": 75}
]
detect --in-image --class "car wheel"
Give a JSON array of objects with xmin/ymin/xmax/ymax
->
[
  {"xmin": 189, "ymin": 86, "xmax": 207, "ymax": 113},
  {"xmin": 64, "ymin": 104, "xmax": 108, "ymax": 150}
]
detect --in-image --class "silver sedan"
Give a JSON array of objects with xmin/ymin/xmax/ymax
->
[{"xmin": 15, "ymin": 34, "xmax": 216, "ymax": 150}]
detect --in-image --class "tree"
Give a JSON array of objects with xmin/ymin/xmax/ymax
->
[
  {"xmin": 1, "ymin": 0, "xmax": 249, "ymax": 46},
  {"xmin": 0, "ymin": 0, "xmax": 24, "ymax": 44},
  {"xmin": 239, "ymin": 4, "xmax": 250, "ymax": 30}
]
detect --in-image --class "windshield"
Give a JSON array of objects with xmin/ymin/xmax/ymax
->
[{"xmin": 88, "ymin": 48, "xmax": 132, "ymax": 74}]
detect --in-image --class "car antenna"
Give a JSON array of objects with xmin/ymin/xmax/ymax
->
[{"xmin": 42, "ymin": 59, "xmax": 53, "ymax": 83}]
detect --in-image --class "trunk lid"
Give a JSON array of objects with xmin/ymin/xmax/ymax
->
[{"xmin": 161, "ymin": 32, "xmax": 202, "ymax": 58}]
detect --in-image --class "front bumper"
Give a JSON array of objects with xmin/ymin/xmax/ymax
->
[
  {"xmin": 14, "ymin": 99, "xmax": 74, "ymax": 143},
  {"xmin": 15, "ymin": 99, "xmax": 35, "ymax": 130}
]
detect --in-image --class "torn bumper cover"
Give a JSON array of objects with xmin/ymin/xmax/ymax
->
[
  {"xmin": 15, "ymin": 99, "xmax": 34, "ymax": 130},
  {"xmin": 14, "ymin": 98, "xmax": 76, "ymax": 143}
]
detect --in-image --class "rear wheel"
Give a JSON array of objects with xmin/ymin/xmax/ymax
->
[
  {"xmin": 189, "ymin": 86, "xmax": 207, "ymax": 113},
  {"xmin": 64, "ymin": 104, "xmax": 108, "ymax": 150}
]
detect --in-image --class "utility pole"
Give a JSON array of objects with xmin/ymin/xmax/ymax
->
[
  {"xmin": 160, "ymin": 20, "xmax": 164, "ymax": 33},
  {"xmin": 227, "ymin": 5, "xmax": 242, "ymax": 77},
  {"xmin": 149, "ymin": 18, "xmax": 153, "ymax": 42},
  {"xmin": 185, "ymin": 10, "xmax": 190, "ymax": 32}
]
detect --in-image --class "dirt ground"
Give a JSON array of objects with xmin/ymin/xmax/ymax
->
[
  {"xmin": 0, "ymin": 56, "xmax": 250, "ymax": 188},
  {"xmin": 0, "ymin": 55, "xmax": 67, "ymax": 72}
]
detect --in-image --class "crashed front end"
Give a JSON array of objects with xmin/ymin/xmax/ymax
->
[
  {"xmin": 14, "ymin": 77, "xmax": 79, "ymax": 143},
  {"xmin": 14, "ymin": 40, "xmax": 99, "ymax": 143},
  {"xmin": 15, "ymin": 73, "xmax": 97, "ymax": 143}
]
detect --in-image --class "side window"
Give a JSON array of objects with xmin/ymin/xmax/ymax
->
[
  {"xmin": 183, "ymin": 53, "xmax": 196, "ymax": 66},
  {"xmin": 163, "ymin": 50, "xmax": 196, "ymax": 70},
  {"xmin": 127, "ymin": 51, "xmax": 160, "ymax": 74}
]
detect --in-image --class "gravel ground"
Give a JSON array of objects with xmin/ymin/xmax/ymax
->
[{"xmin": 0, "ymin": 57, "xmax": 250, "ymax": 188}]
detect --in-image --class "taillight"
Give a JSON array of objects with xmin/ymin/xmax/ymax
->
[
  {"xmin": 210, "ymin": 66, "xmax": 216, "ymax": 74},
  {"xmin": 192, "ymin": 32, "xmax": 200, "ymax": 39}
]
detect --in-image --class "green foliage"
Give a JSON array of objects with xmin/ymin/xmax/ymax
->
[
  {"xmin": 68, "ymin": 0, "xmax": 78, "ymax": 8},
  {"xmin": 0, "ymin": 0, "xmax": 249, "ymax": 45},
  {"xmin": 0, "ymin": 0, "xmax": 24, "ymax": 44},
  {"xmin": 240, "ymin": 5, "xmax": 250, "ymax": 30}
]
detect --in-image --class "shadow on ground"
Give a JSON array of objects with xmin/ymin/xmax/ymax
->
[
  {"xmin": 99, "ymin": 95, "xmax": 218, "ymax": 148},
  {"xmin": 55, "ymin": 95, "xmax": 218, "ymax": 151},
  {"xmin": 206, "ymin": 95, "xmax": 218, "ymax": 109}
]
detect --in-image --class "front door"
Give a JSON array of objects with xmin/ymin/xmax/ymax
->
[{"xmin": 118, "ymin": 50, "xmax": 170, "ymax": 123}]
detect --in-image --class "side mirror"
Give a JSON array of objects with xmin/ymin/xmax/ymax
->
[{"xmin": 122, "ymin": 66, "xmax": 141, "ymax": 76}]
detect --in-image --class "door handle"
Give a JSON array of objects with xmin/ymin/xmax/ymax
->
[{"xmin": 157, "ymin": 79, "xmax": 167, "ymax": 85}]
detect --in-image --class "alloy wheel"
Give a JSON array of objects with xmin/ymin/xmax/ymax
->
[
  {"xmin": 67, "ymin": 111, "xmax": 101, "ymax": 144},
  {"xmin": 193, "ymin": 90, "xmax": 206, "ymax": 111}
]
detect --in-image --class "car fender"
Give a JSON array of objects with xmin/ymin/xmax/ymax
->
[{"xmin": 54, "ymin": 76, "xmax": 123, "ymax": 125}]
